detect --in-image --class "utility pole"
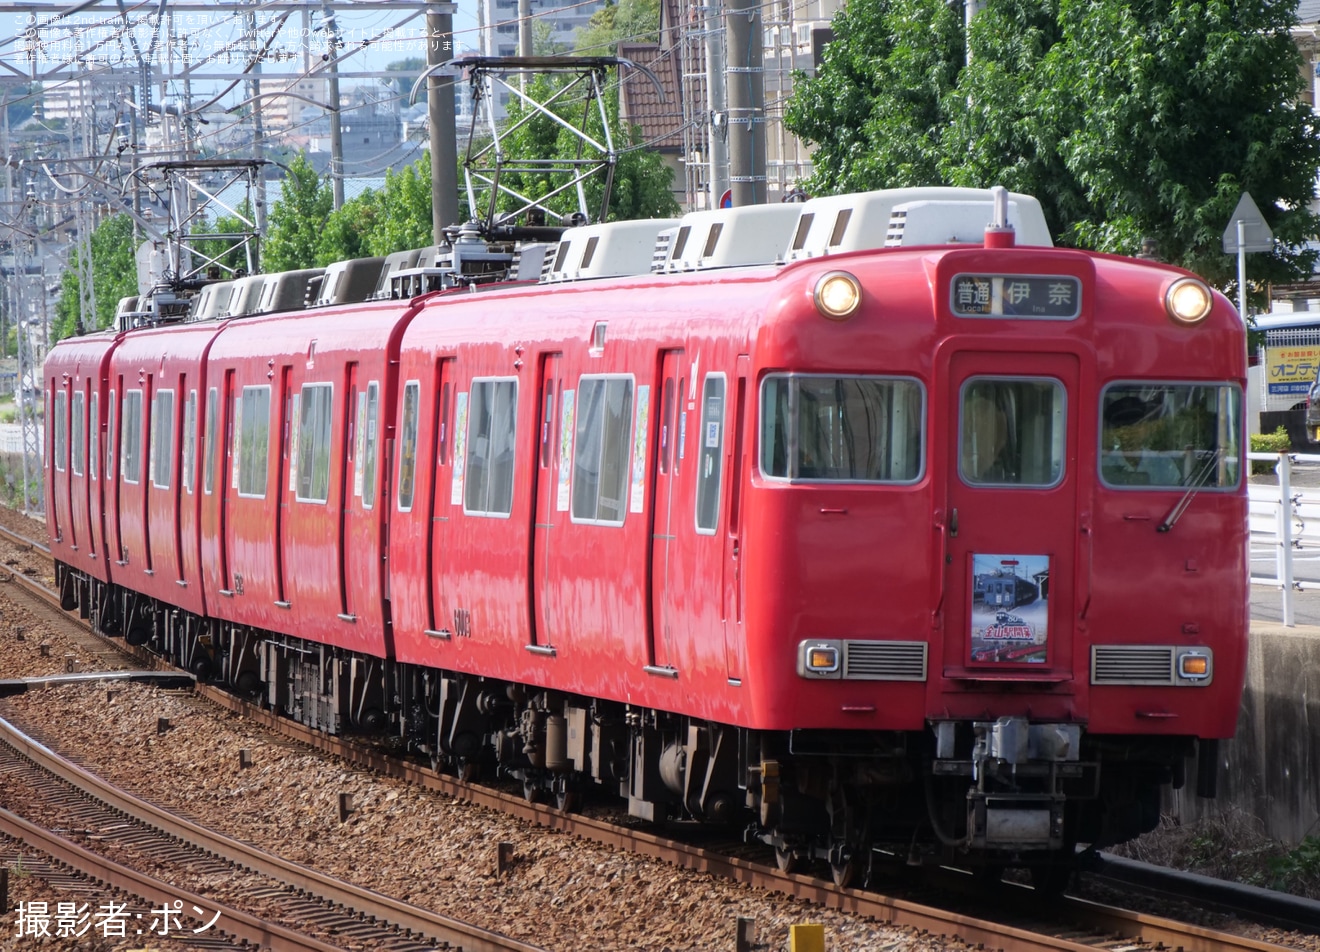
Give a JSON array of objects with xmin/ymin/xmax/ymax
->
[
  {"xmin": 704, "ymin": 0, "xmax": 728, "ymax": 209},
  {"xmin": 725, "ymin": 0, "xmax": 766, "ymax": 205},
  {"xmin": 964, "ymin": 0, "xmax": 982, "ymax": 65},
  {"xmin": 427, "ymin": 4, "xmax": 459, "ymax": 237},
  {"xmin": 245, "ymin": 4, "xmax": 268, "ymax": 239},
  {"xmin": 518, "ymin": 0, "xmax": 533, "ymax": 57},
  {"xmin": 322, "ymin": 0, "xmax": 346, "ymax": 209}
]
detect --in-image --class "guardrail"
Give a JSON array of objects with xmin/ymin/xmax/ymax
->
[{"xmin": 1248, "ymin": 451, "xmax": 1320, "ymax": 626}]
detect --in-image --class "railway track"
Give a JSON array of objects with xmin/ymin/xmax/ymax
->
[
  {"xmin": 0, "ymin": 519, "xmax": 1310, "ymax": 952},
  {"xmin": 0, "ymin": 716, "xmax": 546, "ymax": 952}
]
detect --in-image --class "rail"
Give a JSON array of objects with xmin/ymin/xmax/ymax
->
[{"xmin": 1247, "ymin": 451, "xmax": 1320, "ymax": 626}]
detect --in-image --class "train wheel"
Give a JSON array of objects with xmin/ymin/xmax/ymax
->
[
  {"xmin": 774, "ymin": 846, "xmax": 803, "ymax": 875},
  {"xmin": 125, "ymin": 622, "xmax": 150, "ymax": 647},
  {"xmin": 522, "ymin": 780, "xmax": 546, "ymax": 804},
  {"xmin": 555, "ymin": 787, "xmax": 581, "ymax": 813},
  {"xmin": 188, "ymin": 656, "xmax": 213, "ymax": 683},
  {"xmin": 830, "ymin": 857, "xmax": 859, "ymax": 889},
  {"xmin": 458, "ymin": 761, "xmax": 480, "ymax": 783}
]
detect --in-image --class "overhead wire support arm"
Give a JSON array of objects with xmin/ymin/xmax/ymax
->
[{"xmin": 416, "ymin": 55, "xmax": 663, "ymax": 233}]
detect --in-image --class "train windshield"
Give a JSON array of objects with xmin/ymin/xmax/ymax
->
[
  {"xmin": 759, "ymin": 374, "xmax": 923, "ymax": 482},
  {"xmin": 1099, "ymin": 383, "xmax": 1241, "ymax": 489}
]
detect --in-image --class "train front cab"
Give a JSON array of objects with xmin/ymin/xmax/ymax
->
[{"xmin": 737, "ymin": 245, "xmax": 1247, "ymax": 881}]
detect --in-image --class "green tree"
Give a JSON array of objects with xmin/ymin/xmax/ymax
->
[
  {"xmin": 316, "ymin": 191, "xmax": 385, "ymax": 265},
  {"xmin": 52, "ymin": 213, "xmax": 138, "ymax": 341},
  {"xmin": 263, "ymin": 153, "xmax": 333, "ymax": 272},
  {"xmin": 575, "ymin": 0, "xmax": 662, "ymax": 57},
  {"xmin": 785, "ymin": 0, "xmax": 1320, "ymax": 291},
  {"xmin": 366, "ymin": 152, "xmax": 436, "ymax": 256}
]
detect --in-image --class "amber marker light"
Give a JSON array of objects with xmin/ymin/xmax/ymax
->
[
  {"xmin": 814, "ymin": 271, "xmax": 862, "ymax": 320},
  {"xmin": 1165, "ymin": 277, "xmax": 1213, "ymax": 325},
  {"xmin": 1178, "ymin": 651, "xmax": 1210, "ymax": 680}
]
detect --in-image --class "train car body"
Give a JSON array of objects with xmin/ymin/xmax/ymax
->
[{"xmin": 47, "ymin": 187, "xmax": 1247, "ymax": 886}]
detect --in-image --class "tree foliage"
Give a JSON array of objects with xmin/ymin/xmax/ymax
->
[
  {"xmin": 574, "ymin": 0, "xmax": 661, "ymax": 56},
  {"xmin": 263, "ymin": 153, "xmax": 334, "ymax": 272},
  {"xmin": 52, "ymin": 213, "xmax": 138, "ymax": 341},
  {"xmin": 785, "ymin": 0, "xmax": 1320, "ymax": 291}
]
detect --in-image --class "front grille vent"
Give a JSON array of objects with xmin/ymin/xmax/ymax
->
[
  {"xmin": 844, "ymin": 640, "xmax": 927, "ymax": 681},
  {"xmin": 1091, "ymin": 645, "xmax": 1175, "ymax": 685}
]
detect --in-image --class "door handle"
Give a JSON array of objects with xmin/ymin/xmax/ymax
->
[{"xmin": 949, "ymin": 508, "xmax": 958, "ymax": 538}]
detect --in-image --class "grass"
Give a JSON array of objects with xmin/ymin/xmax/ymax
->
[{"xmin": 1110, "ymin": 810, "xmax": 1320, "ymax": 898}]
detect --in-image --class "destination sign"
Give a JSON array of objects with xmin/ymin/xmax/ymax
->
[{"xmin": 950, "ymin": 274, "xmax": 1082, "ymax": 319}]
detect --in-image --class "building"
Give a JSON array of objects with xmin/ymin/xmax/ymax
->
[{"xmin": 476, "ymin": 0, "xmax": 608, "ymax": 118}]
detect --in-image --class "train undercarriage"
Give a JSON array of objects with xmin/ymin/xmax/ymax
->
[{"xmin": 59, "ymin": 563, "xmax": 1202, "ymax": 890}]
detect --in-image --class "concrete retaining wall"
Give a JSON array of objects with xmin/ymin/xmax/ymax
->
[{"xmin": 1169, "ymin": 625, "xmax": 1320, "ymax": 845}]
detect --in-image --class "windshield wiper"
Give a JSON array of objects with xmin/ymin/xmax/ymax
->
[{"xmin": 1157, "ymin": 448, "xmax": 1224, "ymax": 533}]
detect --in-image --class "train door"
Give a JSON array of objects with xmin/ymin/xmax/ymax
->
[
  {"xmin": 70, "ymin": 388, "xmax": 86, "ymax": 555},
  {"xmin": 274, "ymin": 366, "xmax": 292, "ymax": 608},
  {"xmin": 647, "ymin": 350, "xmax": 683, "ymax": 671},
  {"xmin": 142, "ymin": 374, "xmax": 155, "ymax": 575},
  {"xmin": 530, "ymin": 353, "xmax": 562, "ymax": 648},
  {"xmin": 51, "ymin": 383, "xmax": 69, "ymax": 547},
  {"xmin": 427, "ymin": 359, "xmax": 456, "ymax": 635},
  {"xmin": 219, "ymin": 369, "xmax": 236, "ymax": 592},
  {"xmin": 721, "ymin": 356, "xmax": 749, "ymax": 681},
  {"xmin": 338, "ymin": 363, "xmax": 357, "ymax": 619},
  {"xmin": 942, "ymin": 351, "xmax": 1079, "ymax": 677},
  {"xmin": 90, "ymin": 390, "xmax": 102, "ymax": 562}
]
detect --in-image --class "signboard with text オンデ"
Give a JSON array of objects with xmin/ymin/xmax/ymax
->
[{"xmin": 1264, "ymin": 345, "xmax": 1320, "ymax": 397}]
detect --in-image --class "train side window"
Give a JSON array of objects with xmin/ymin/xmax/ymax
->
[
  {"xmin": 182, "ymin": 390, "xmax": 197, "ymax": 494},
  {"xmin": 237, "ymin": 386, "xmax": 271, "ymax": 498},
  {"xmin": 71, "ymin": 392, "xmax": 85, "ymax": 477},
  {"xmin": 438, "ymin": 381, "xmax": 452, "ymax": 465},
  {"xmin": 107, "ymin": 390, "xmax": 116, "ymax": 481},
  {"xmin": 89, "ymin": 393, "xmax": 98, "ymax": 482},
  {"xmin": 397, "ymin": 381, "xmax": 420, "ymax": 512},
  {"xmin": 464, "ymin": 378, "xmax": 518, "ymax": 517},
  {"xmin": 53, "ymin": 391, "xmax": 67, "ymax": 473},
  {"xmin": 204, "ymin": 388, "xmax": 218, "ymax": 495},
  {"xmin": 121, "ymin": 390, "xmax": 143, "ymax": 485},
  {"xmin": 362, "ymin": 382, "xmax": 379, "ymax": 509},
  {"xmin": 296, "ymin": 383, "xmax": 333, "ymax": 503},
  {"xmin": 695, "ymin": 374, "xmax": 725, "ymax": 534},
  {"xmin": 572, "ymin": 375, "xmax": 634, "ymax": 526},
  {"xmin": 759, "ymin": 375, "xmax": 924, "ymax": 482},
  {"xmin": 151, "ymin": 390, "xmax": 175, "ymax": 489},
  {"xmin": 960, "ymin": 377, "xmax": 1064, "ymax": 487},
  {"xmin": 1099, "ymin": 383, "xmax": 1242, "ymax": 490}
]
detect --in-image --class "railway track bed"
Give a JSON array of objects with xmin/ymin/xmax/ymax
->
[{"xmin": 1, "ymin": 509, "xmax": 1316, "ymax": 951}]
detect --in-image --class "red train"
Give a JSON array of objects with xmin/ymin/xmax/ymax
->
[{"xmin": 45, "ymin": 186, "xmax": 1247, "ymax": 888}]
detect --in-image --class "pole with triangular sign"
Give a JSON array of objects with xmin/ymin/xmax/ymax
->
[{"xmin": 1222, "ymin": 191, "xmax": 1273, "ymax": 322}]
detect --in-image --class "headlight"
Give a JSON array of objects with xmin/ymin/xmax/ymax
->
[
  {"xmin": 814, "ymin": 271, "xmax": 862, "ymax": 320},
  {"xmin": 798, "ymin": 639, "xmax": 842, "ymax": 678},
  {"xmin": 1165, "ymin": 278, "xmax": 1213, "ymax": 325}
]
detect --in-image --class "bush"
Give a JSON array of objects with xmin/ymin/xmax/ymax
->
[{"xmin": 1250, "ymin": 427, "xmax": 1292, "ymax": 474}]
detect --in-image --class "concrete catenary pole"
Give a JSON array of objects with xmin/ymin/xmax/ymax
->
[
  {"xmin": 322, "ymin": 0, "xmax": 346, "ymax": 210},
  {"xmin": 428, "ymin": 4, "xmax": 460, "ymax": 237},
  {"xmin": 725, "ymin": 0, "xmax": 766, "ymax": 205},
  {"xmin": 704, "ymin": 0, "xmax": 728, "ymax": 209}
]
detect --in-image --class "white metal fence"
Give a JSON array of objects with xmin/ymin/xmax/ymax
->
[
  {"xmin": 0, "ymin": 423, "xmax": 38, "ymax": 455},
  {"xmin": 1247, "ymin": 451, "xmax": 1320, "ymax": 626}
]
